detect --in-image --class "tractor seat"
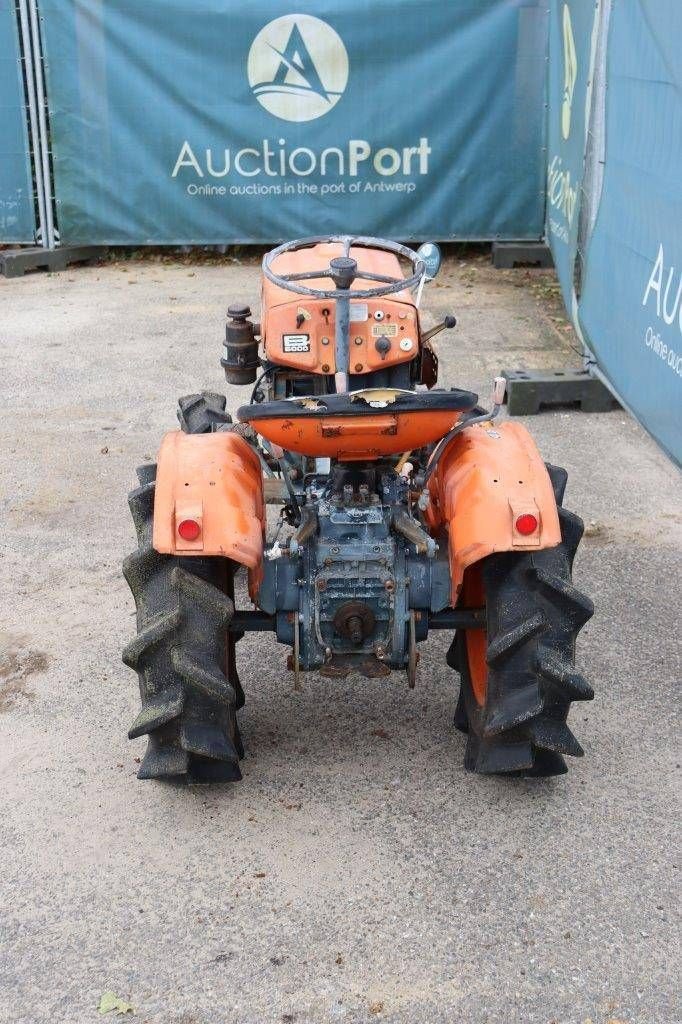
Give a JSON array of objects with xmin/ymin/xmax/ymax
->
[{"xmin": 237, "ymin": 388, "xmax": 479, "ymax": 460}]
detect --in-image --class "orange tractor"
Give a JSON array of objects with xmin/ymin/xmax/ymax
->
[{"xmin": 123, "ymin": 237, "xmax": 594, "ymax": 783}]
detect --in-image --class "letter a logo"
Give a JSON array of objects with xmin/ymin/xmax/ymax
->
[
  {"xmin": 562, "ymin": 3, "xmax": 578, "ymax": 140},
  {"xmin": 248, "ymin": 14, "xmax": 349, "ymax": 122}
]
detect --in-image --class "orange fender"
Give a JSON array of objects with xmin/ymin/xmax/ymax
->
[
  {"xmin": 152, "ymin": 431, "xmax": 265, "ymax": 597},
  {"xmin": 425, "ymin": 421, "xmax": 561, "ymax": 605}
]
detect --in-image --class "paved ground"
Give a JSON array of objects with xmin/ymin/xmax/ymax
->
[{"xmin": 0, "ymin": 252, "xmax": 680, "ymax": 1024}]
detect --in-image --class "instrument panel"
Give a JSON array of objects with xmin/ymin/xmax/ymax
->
[{"xmin": 263, "ymin": 297, "xmax": 420, "ymax": 375}]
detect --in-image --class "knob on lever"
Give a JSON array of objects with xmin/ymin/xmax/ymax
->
[
  {"xmin": 421, "ymin": 314, "xmax": 457, "ymax": 344},
  {"xmin": 329, "ymin": 256, "xmax": 357, "ymax": 290},
  {"xmin": 375, "ymin": 336, "xmax": 391, "ymax": 360}
]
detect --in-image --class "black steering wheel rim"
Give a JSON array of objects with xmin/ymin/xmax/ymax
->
[{"xmin": 262, "ymin": 235, "xmax": 426, "ymax": 300}]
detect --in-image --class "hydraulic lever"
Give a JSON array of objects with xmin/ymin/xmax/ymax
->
[{"xmin": 421, "ymin": 315, "xmax": 457, "ymax": 345}]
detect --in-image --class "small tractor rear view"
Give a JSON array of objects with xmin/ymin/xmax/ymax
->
[{"xmin": 123, "ymin": 237, "xmax": 594, "ymax": 783}]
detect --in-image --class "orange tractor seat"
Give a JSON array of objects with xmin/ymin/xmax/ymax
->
[{"xmin": 237, "ymin": 387, "xmax": 478, "ymax": 461}]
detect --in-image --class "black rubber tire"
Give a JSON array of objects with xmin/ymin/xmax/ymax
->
[
  {"xmin": 451, "ymin": 464, "xmax": 594, "ymax": 777},
  {"xmin": 177, "ymin": 391, "xmax": 232, "ymax": 433},
  {"xmin": 122, "ymin": 463, "xmax": 243, "ymax": 783}
]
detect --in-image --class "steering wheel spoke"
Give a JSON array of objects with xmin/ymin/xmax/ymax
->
[
  {"xmin": 353, "ymin": 271, "xmax": 401, "ymax": 285},
  {"xmin": 282, "ymin": 270, "xmax": 333, "ymax": 282},
  {"xmin": 341, "ymin": 236, "xmax": 354, "ymax": 257}
]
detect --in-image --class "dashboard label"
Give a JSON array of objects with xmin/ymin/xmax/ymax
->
[
  {"xmin": 283, "ymin": 333, "xmax": 311, "ymax": 352},
  {"xmin": 371, "ymin": 323, "xmax": 398, "ymax": 337}
]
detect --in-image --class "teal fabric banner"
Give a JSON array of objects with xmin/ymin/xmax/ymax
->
[
  {"xmin": 39, "ymin": 0, "xmax": 548, "ymax": 244},
  {"xmin": 578, "ymin": 0, "xmax": 682, "ymax": 465},
  {"xmin": 0, "ymin": 0, "xmax": 35, "ymax": 242},
  {"xmin": 545, "ymin": 0, "xmax": 599, "ymax": 309}
]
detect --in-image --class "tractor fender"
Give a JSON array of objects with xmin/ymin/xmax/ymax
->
[
  {"xmin": 425, "ymin": 421, "xmax": 561, "ymax": 605},
  {"xmin": 152, "ymin": 430, "xmax": 265, "ymax": 596}
]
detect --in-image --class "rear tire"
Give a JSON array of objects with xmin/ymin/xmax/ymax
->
[
  {"xmin": 451, "ymin": 464, "xmax": 594, "ymax": 777},
  {"xmin": 177, "ymin": 391, "xmax": 232, "ymax": 433},
  {"xmin": 122, "ymin": 464, "xmax": 243, "ymax": 783}
]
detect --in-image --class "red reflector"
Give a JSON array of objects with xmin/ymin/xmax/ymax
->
[
  {"xmin": 178, "ymin": 518, "xmax": 201, "ymax": 541},
  {"xmin": 515, "ymin": 513, "xmax": 538, "ymax": 536}
]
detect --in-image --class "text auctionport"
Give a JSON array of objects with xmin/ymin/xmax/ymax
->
[{"xmin": 172, "ymin": 138, "xmax": 432, "ymax": 181}]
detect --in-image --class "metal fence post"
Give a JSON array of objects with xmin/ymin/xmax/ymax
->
[
  {"xmin": 16, "ymin": 0, "xmax": 47, "ymax": 247},
  {"xmin": 2, "ymin": 0, "xmax": 105, "ymax": 275},
  {"xmin": 26, "ymin": 0, "xmax": 55, "ymax": 249}
]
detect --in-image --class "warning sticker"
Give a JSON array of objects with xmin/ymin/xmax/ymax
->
[{"xmin": 350, "ymin": 303, "xmax": 369, "ymax": 322}]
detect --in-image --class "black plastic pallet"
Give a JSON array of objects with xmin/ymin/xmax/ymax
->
[
  {"xmin": 492, "ymin": 242, "xmax": 554, "ymax": 269},
  {"xmin": 501, "ymin": 368, "xmax": 619, "ymax": 415},
  {"xmin": 0, "ymin": 246, "xmax": 105, "ymax": 278}
]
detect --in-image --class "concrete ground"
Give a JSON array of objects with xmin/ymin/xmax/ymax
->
[{"xmin": 0, "ymin": 252, "xmax": 680, "ymax": 1024}]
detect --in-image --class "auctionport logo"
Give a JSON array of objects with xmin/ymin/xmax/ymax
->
[
  {"xmin": 547, "ymin": 3, "xmax": 579, "ymax": 245},
  {"xmin": 170, "ymin": 12, "xmax": 431, "ymax": 196},
  {"xmin": 247, "ymin": 14, "xmax": 349, "ymax": 123},
  {"xmin": 561, "ymin": 3, "xmax": 577, "ymax": 140}
]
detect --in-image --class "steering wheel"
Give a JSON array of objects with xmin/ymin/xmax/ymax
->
[{"xmin": 262, "ymin": 235, "xmax": 426, "ymax": 300}]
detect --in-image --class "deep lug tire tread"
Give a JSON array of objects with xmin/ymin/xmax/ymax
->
[
  {"xmin": 123, "ymin": 464, "xmax": 242, "ymax": 783},
  {"xmin": 454, "ymin": 463, "xmax": 594, "ymax": 777},
  {"xmin": 177, "ymin": 391, "xmax": 233, "ymax": 433}
]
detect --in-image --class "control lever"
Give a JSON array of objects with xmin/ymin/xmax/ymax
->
[
  {"xmin": 421, "ymin": 315, "xmax": 457, "ymax": 344},
  {"xmin": 375, "ymin": 336, "xmax": 391, "ymax": 360}
]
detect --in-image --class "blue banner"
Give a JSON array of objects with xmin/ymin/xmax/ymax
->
[
  {"xmin": 0, "ymin": 0, "xmax": 35, "ymax": 242},
  {"xmin": 545, "ymin": 0, "xmax": 599, "ymax": 309},
  {"xmin": 578, "ymin": 1, "xmax": 682, "ymax": 465},
  {"xmin": 39, "ymin": 0, "xmax": 548, "ymax": 244}
]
